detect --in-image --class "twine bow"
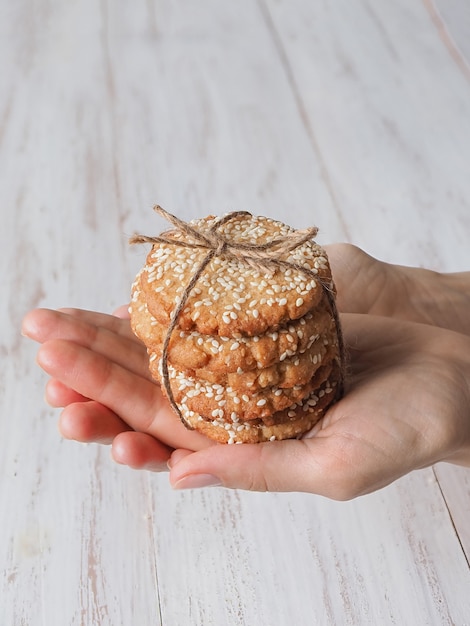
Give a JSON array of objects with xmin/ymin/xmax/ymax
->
[{"xmin": 130, "ymin": 206, "xmax": 345, "ymax": 427}]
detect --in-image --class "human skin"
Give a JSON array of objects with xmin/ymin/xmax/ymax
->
[{"xmin": 21, "ymin": 244, "xmax": 470, "ymax": 498}]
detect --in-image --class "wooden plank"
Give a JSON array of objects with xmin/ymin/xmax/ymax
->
[
  {"xmin": 1, "ymin": 0, "xmax": 470, "ymax": 624},
  {"xmin": 151, "ymin": 471, "xmax": 470, "ymax": 625},
  {"xmin": 263, "ymin": 0, "xmax": 470, "ymax": 269},
  {"xmin": 429, "ymin": 0, "xmax": 470, "ymax": 70},
  {"xmin": 434, "ymin": 464, "xmax": 470, "ymax": 564},
  {"xmin": 0, "ymin": 369, "xmax": 162, "ymax": 625}
]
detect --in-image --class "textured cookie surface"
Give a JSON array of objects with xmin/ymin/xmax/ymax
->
[
  {"xmin": 161, "ymin": 361, "xmax": 334, "ymax": 422},
  {"xmin": 136, "ymin": 214, "xmax": 333, "ymax": 337},
  {"xmin": 148, "ymin": 332, "xmax": 336, "ymax": 393},
  {"xmin": 132, "ymin": 281, "xmax": 332, "ymax": 370},
  {"xmin": 177, "ymin": 370, "xmax": 339, "ymax": 444}
]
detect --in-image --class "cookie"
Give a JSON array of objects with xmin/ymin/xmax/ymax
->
[
  {"xmin": 147, "ymin": 330, "xmax": 336, "ymax": 392},
  {"xmin": 177, "ymin": 370, "xmax": 339, "ymax": 444},
  {"xmin": 131, "ymin": 277, "xmax": 334, "ymax": 374},
  {"xmin": 129, "ymin": 207, "xmax": 344, "ymax": 444},
  {"xmin": 137, "ymin": 213, "xmax": 334, "ymax": 337},
  {"xmin": 160, "ymin": 360, "xmax": 334, "ymax": 422}
]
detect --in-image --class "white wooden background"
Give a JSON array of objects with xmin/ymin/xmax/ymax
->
[{"xmin": 2, "ymin": 1, "xmax": 470, "ymax": 624}]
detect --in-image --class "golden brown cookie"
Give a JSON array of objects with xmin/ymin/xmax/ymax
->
[
  {"xmin": 147, "ymin": 332, "xmax": 336, "ymax": 393},
  {"xmin": 137, "ymin": 213, "xmax": 334, "ymax": 337},
  {"xmin": 131, "ymin": 278, "xmax": 334, "ymax": 374},
  {"xmin": 177, "ymin": 371, "xmax": 339, "ymax": 444},
  {"xmin": 129, "ymin": 208, "xmax": 344, "ymax": 444},
  {"xmin": 160, "ymin": 360, "xmax": 334, "ymax": 422}
]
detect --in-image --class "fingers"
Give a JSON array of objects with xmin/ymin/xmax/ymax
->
[
  {"xmin": 167, "ymin": 436, "xmax": 374, "ymax": 498},
  {"xmin": 167, "ymin": 416, "xmax": 414, "ymax": 499},
  {"xmin": 37, "ymin": 337, "xmax": 163, "ymax": 430},
  {"xmin": 46, "ymin": 379, "xmax": 89, "ymax": 407},
  {"xmin": 323, "ymin": 244, "xmax": 381, "ymax": 314},
  {"xmin": 112, "ymin": 432, "xmax": 173, "ymax": 471},
  {"xmin": 23, "ymin": 307, "xmax": 138, "ymax": 344},
  {"xmin": 58, "ymin": 307, "xmax": 136, "ymax": 340},
  {"xmin": 112, "ymin": 304, "xmax": 131, "ymax": 319},
  {"xmin": 23, "ymin": 308, "xmax": 150, "ymax": 380},
  {"xmin": 59, "ymin": 400, "xmax": 133, "ymax": 444},
  {"xmin": 37, "ymin": 338, "xmax": 212, "ymax": 451}
]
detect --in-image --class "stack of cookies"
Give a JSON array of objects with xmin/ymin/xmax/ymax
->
[{"xmin": 130, "ymin": 209, "xmax": 343, "ymax": 444}]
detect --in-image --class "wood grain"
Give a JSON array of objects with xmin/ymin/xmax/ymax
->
[{"xmin": 1, "ymin": 0, "xmax": 469, "ymax": 624}]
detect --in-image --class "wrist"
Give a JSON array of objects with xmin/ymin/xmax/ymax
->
[{"xmin": 395, "ymin": 266, "xmax": 470, "ymax": 335}]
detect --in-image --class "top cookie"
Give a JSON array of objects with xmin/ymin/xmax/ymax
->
[{"xmin": 136, "ymin": 212, "xmax": 334, "ymax": 337}]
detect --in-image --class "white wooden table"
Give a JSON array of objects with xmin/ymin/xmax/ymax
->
[{"xmin": 2, "ymin": 1, "xmax": 470, "ymax": 624}]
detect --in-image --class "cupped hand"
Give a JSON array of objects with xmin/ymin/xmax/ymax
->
[
  {"xmin": 22, "ymin": 245, "xmax": 470, "ymax": 490},
  {"xmin": 22, "ymin": 308, "xmax": 213, "ymax": 470},
  {"xmin": 167, "ymin": 314, "xmax": 470, "ymax": 498}
]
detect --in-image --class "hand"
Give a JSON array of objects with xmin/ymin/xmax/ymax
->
[
  {"xmin": 22, "ymin": 245, "xmax": 470, "ymax": 492},
  {"xmin": 167, "ymin": 314, "xmax": 470, "ymax": 498},
  {"xmin": 326, "ymin": 244, "xmax": 470, "ymax": 335},
  {"xmin": 22, "ymin": 308, "xmax": 213, "ymax": 470}
]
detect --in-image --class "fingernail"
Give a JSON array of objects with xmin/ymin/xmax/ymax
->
[
  {"xmin": 167, "ymin": 449, "xmax": 193, "ymax": 470},
  {"xmin": 173, "ymin": 474, "xmax": 222, "ymax": 490}
]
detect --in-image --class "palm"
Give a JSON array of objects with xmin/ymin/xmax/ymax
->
[
  {"xmin": 302, "ymin": 314, "xmax": 470, "ymax": 496},
  {"xmin": 22, "ymin": 246, "xmax": 470, "ymax": 483},
  {"xmin": 166, "ymin": 314, "xmax": 470, "ymax": 496}
]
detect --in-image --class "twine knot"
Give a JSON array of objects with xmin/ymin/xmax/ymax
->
[{"xmin": 130, "ymin": 206, "xmax": 320, "ymax": 274}]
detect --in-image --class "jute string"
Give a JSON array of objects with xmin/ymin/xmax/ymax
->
[{"xmin": 130, "ymin": 205, "xmax": 345, "ymax": 425}]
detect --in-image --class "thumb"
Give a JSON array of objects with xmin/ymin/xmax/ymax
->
[{"xmin": 168, "ymin": 438, "xmax": 353, "ymax": 498}]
